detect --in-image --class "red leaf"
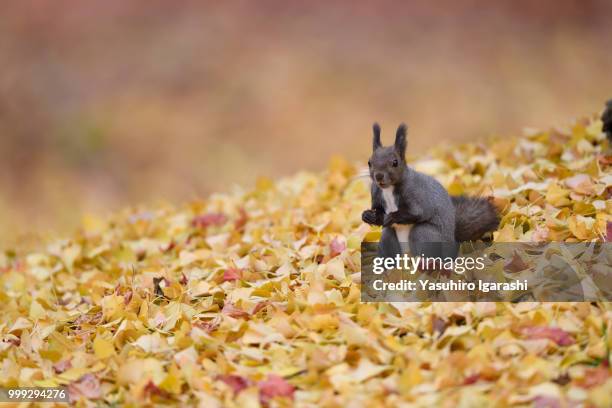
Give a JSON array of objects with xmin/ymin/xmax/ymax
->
[
  {"xmin": 4, "ymin": 335, "xmax": 20, "ymax": 346},
  {"xmin": 179, "ymin": 273, "xmax": 188, "ymax": 285},
  {"xmin": 143, "ymin": 380, "xmax": 170, "ymax": 398},
  {"xmin": 222, "ymin": 303, "xmax": 250, "ymax": 319},
  {"xmin": 73, "ymin": 311, "xmax": 103, "ymax": 326},
  {"xmin": 329, "ymin": 237, "xmax": 347, "ymax": 257},
  {"xmin": 123, "ymin": 289, "xmax": 133, "ymax": 305},
  {"xmin": 161, "ymin": 240, "xmax": 176, "ymax": 253},
  {"xmin": 258, "ymin": 374, "xmax": 295, "ymax": 404},
  {"xmin": 598, "ymin": 154, "xmax": 612, "ymax": 166},
  {"xmin": 223, "ymin": 268, "xmax": 242, "ymax": 282},
  {"xmin": 194, "ymin": 317, "xmax": 220, "ymax": 333},
  {"xmin": 218, "ymin": 374, "xmax": 251, "ymax": 395},
  {"xmin": 463, "ymin": 373, "xmax": 480, "ymax": 385},
  {"xmin": 533, "ymin": 396, "xmax": 561, "ymax": 408},
  {"xmin": 68, "ymin": 374, "xmax": 101, "ymax": 401},
  {"xmin": 521, "ymin": 326, "xmax": 574, "ymax": 346},
  {"xmin": 606, "ymin": 221, "xmax": 612, "ymax": 242},
  {"xmin": 53, "ymin": 359, "xmax": 72, "ymax": 374},
  {"xmin": 577, "ymin": 366, "xmax": 610, "ymax": 388},
  {"xmin": 192, "ymin": 213, "xmax": 227, "ymax": 228}
]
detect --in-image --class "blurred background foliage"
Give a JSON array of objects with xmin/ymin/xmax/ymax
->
[{"xmin": 1, "ymin": 0, "xmax": 612, "ymax": 246}]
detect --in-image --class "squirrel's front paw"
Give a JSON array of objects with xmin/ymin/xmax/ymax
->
[
  {"xmin": 362, "ymin": 209, "xmax": 379, "ymax": 225},
  {"xmin": 383, "ymin": 212, "xmax": 398, "ymax": 227}
]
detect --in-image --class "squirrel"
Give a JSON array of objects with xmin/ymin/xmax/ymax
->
[
  {"xmin": 361, "ymin": 123, "xmax": 499, "ymax": 258},
  {"xmin": 603, "ymin": 99, "xmax": 612, "ymax": 143}
]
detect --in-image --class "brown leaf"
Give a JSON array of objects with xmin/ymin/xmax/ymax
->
[
  {"xmin": 431, "ymin": 315, "xmax": 448, "ymax": 337},
  {"xmin": 504, "ymin": 251, "xmax": 529, "ymax": 273},
  {"xmin": 252, "ymin": 301, "xmax": 271, "ymax": 315},
  {"xmin": 234, "ymin": 208, "xmax": 249, "ymax": 232},
  {"xmin": 153, "ymin": 277, "xmax": 169, "ymax": 299}
]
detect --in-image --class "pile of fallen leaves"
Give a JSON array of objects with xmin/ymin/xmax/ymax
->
[{"xmin": 1, "ymin": 114, "xmax": 611, "ymax": 407}]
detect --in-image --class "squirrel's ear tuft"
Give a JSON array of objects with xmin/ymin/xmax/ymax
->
[
  {"xmin": 372, "ymin": 123, "xmax": 382, "ymax": 151},
  {"xmin": 394, "ymin": 123, "xmax": 407, "ymax": 160}
]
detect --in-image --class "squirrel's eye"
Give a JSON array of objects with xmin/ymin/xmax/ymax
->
[
  {"xmin": 368, "ymin": 160, "xmax": 371, "ymax": 167},
  {"xmin": 392, "ymin": 159, "xmax": 398, "ymax": 167}
]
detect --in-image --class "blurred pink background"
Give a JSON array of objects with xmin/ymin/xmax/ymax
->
[{"xmin": 1, "ymin": 0, "xmax": 612, "ymax": 245}]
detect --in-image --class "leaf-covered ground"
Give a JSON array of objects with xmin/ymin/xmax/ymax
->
[{"xmin": 1, "ymin": 114, "xmax": 611, "ymax": 407}]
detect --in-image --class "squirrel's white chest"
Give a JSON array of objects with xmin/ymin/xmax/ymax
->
[
  {"xmin": 381, "ymin": 187, "xmax": 398, "ymax": 213},
  {"xmin": 381, "ymin": 187, "xmax": 410, "ymax": 243}
]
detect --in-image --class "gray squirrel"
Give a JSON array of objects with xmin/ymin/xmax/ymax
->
[{"xmin": 361, "ymin": 123, "xmax": 499, "ymax": 259}]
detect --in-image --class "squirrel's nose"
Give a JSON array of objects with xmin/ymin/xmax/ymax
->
[{"xmin": 375, "ymin": 173, "xmax": 384, "ymax": 182}]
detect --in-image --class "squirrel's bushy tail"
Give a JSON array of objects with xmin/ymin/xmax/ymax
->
[{"xmin": 451, "ymin": 196, "xmax": 499, "ymax": 242}]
